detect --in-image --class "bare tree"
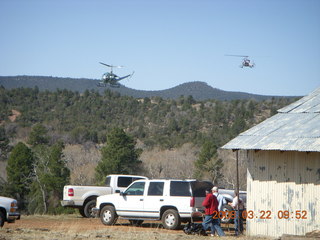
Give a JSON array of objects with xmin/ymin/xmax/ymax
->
[{"xmin": 220, "ymin": 150, "xmax": 247, "ymax": 190}]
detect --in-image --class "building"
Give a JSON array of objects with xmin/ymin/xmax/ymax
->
[{"xmin": 222, "ymin": 87, "xmax": 320, "ymax": 238}]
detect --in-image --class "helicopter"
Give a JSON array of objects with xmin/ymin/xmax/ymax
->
[
  {"xmin": 98, "ymin": 62, "xmax": 134, "ymax": 88},
  {"xmin": 225, "ymin": 55, "xmax": 255, "ymax": 68}
]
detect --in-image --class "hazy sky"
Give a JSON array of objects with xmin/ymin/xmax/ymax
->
[{"xmin": 1, "ymin": 0, "xmax": 319, "ymax": 96}]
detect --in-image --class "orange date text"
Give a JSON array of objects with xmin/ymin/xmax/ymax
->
[{"xmin": 212, "ymin": 210, "xmax": 308, "ymax": 220}]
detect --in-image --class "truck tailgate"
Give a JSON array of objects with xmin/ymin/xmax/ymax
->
[{"xmin": 63, "ymin": 185, "xmax": 112, "ymax": 201}]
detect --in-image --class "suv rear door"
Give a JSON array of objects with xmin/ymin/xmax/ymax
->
[
  {"xmin": 168, "ymin": 181, "xmax": 193, "ymax": 217},
  {"xmin": 143, "ymin": 181, "xmax": 165, "ymax": 218}
]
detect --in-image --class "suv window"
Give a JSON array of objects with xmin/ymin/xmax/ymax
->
[
  {"xmin": 125, "ymin": 181, "xmax": 145, "ymax": 196},
  {"xmin": 148, "ymin": 182, "xmax": 164, "ymax": 196},
  {"xmin": 190, "ymin": 181, "xmax": 213, "ymax": 197},
  {"xmin": 170, "ymin": 181, "xmax": 191, "ymax": 196}
]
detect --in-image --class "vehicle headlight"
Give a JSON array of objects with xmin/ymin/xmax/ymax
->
[{"xmin": 10, "ymin": 200, "xmax": 17, "ymax": 212}]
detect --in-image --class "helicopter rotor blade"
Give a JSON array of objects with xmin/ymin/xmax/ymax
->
[
  {"xmin": 99, "ymin": 62, "xmax": 113, "ymax": 67},
  {"xmin": 225, "ymin": 54, "xmax": 249, "ymax": 58},
  {"xmin": 99, "ymin": 62, "xmax": 124, "ymax": 68}
]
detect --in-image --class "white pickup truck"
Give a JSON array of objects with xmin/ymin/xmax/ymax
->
[
  {"xmin": 0, "ymin": 196, "xmax": 20, "ymax": 227},
  {"xmin": 61, "ymin": 174, "xmax": 147, "ymax": 217}
]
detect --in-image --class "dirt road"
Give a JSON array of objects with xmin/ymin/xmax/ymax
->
[{"xmin": 0, "ymin": 214, "xmax": 263, "ymax": 240}]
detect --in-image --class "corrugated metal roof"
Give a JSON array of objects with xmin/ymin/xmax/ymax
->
[
  {"xmin": 278, "ymin": 87, "xmax": 320, "ymax": 113},
  {"xmin": 222, "ymin": 87, "xmax": 320, "ymax": 152}
]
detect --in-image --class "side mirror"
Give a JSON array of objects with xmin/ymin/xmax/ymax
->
[{"xmin": 120, "ymin": 191, "xmax": 127, "ymax": 196}]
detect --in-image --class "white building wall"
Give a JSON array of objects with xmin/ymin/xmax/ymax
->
[{"xmin": 246, "ymin": 150, "xmax": 320, "ymax": 238}]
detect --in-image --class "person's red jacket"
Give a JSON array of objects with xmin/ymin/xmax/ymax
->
[{"xmin": 202, "ymin": 193, "xmax": 219, "ymax": 215}]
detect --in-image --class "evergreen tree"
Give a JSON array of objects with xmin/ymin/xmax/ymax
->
[
  {"xmin": 194, "ymin": 141, "xmax": 223, "ymax": 182},
  {"xmin": 0, "ymin": 127, "xmax": 11, "ymax": 162},
  {"xmin": 95, "ymin": 128, "xmax": 142, "ymax": 184},
  {"xmin": 5, "ymin": 142, "xmax": 34, "ymax": 210},
  {"xmin": 27, "ymin": 124, "xmax": 49, "ymax": 146}
]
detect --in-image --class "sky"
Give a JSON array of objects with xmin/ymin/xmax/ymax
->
[{"xmin": 0, "ymin": 0, "xmax": 319, "ymax": 96}]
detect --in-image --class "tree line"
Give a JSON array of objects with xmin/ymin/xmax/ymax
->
[{"xmin": 0, "ymin": 86, "xmax": 295, "ymax": 149}]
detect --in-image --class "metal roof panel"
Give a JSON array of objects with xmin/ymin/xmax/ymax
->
[
  {"xmin": 222, "ymin": 87, "xmax": 320, "ymax": 152},
  {"xmin": 278, "ymin": 87, "xmax": 320, "ymax": 113}
]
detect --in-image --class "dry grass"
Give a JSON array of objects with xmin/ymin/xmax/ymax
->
[{"xmin": 0, "ymin": 214, "xmax": 272, "ymax": 240}]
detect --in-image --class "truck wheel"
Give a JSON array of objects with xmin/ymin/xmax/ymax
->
[
  {"xmin": 129, "ymin": 220, "xmax": 144, "ymax": 226},
  {"xmin": 79, "ymin": 208, "xmax": 86, "ymax": 217},
  {"xmin": 220, "ymin": 204, "xmax": 234, "ymax": 224},
  {"xmin": 84, "ymin": 199, "xmax": 96, "ymax": 218},
  {"xmin": 0, "ymin": 211, "xmax": 5, "ymax": 227},
  {"xmin": 161, "ymin": 209, "xmax": 181, "ymax": 230},
  {"xmin": 100, "ymin": 205, "xmax": 118, "ymax": 225}
]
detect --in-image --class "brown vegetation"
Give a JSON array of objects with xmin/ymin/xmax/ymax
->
[{"xmin": 61, "ymin": 142, "xmax": 245, "ymax": 191}]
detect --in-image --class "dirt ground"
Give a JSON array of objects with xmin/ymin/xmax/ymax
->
[{"xmin": 0, "ymin": 214, "xmax": 269, "ymax": 240}]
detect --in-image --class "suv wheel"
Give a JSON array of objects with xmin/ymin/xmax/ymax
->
[
  {"xmin": 220, "ymin": 204, "xmax": 234, "ymax": 224},
  {"xmin": 100, "ymin": 205, "xmax": 118, "ymax": 225},
  {"xmin": 161, "ymin": 209, "xmax": 181, "ymax": 230}
]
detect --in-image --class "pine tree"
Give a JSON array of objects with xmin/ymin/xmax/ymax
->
[
  {"xmin": 27, "ymin": 124, "xmax": 49, "ymax": 146},
  {"xmin": 0, "ymin": 127, "xmax": 11, "ymax": 162},
  {"xmin": 5, "ymin": 142, "xmax": 34, "ymax": 210},
  {"xmin": 95, "ymin": 128, "xmax": 142, "ymax": 184},
  {"xmin": 194, "ymin": 141, "xmax": 223, "ymax": 182}
]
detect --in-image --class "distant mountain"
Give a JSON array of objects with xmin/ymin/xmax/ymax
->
[{"xmin": 0, "ymin": 75, "xmax": 290, "ymax": 101}]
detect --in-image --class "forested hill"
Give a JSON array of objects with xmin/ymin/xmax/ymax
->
[
  {"xmin": 0, "ymin": 86, "xmax": 298, "ymax": 150},
  {"xmin": 0, "ymin": 75, "xmax": 290, "ymax": 101}
]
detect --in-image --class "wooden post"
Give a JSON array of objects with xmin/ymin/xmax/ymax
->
[
  {"xmin": 236, "ymin": 150, "xmax": 239, "ymax": 202},
  {"xmin": 236, "ymin": 150, "xmax": 240, "ymax": 234}
]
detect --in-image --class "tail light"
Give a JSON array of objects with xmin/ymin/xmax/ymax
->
[
  {"xmin": 190, "ymin": 197, "xmax": 195, "ymax": 207},
  {"xmin": 68, "ymin": 188, "xmax": 74, "ymax": 197}
]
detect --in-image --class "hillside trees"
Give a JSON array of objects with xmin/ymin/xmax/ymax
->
[
  {"xmin": 95, "ymin": 128, "xmax": 142, "ymax": 184},
  {"xmin": 5, "ymin": 142, "xmax": 34, "ymax": 210},
  {"xmin": 0, "ymin": 87, "xmax": 296, "ymax": 150}
]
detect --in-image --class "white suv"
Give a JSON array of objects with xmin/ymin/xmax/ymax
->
[{"xmin": 94, "ymin": 179, "xmax": 212, "ymax": 230}]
